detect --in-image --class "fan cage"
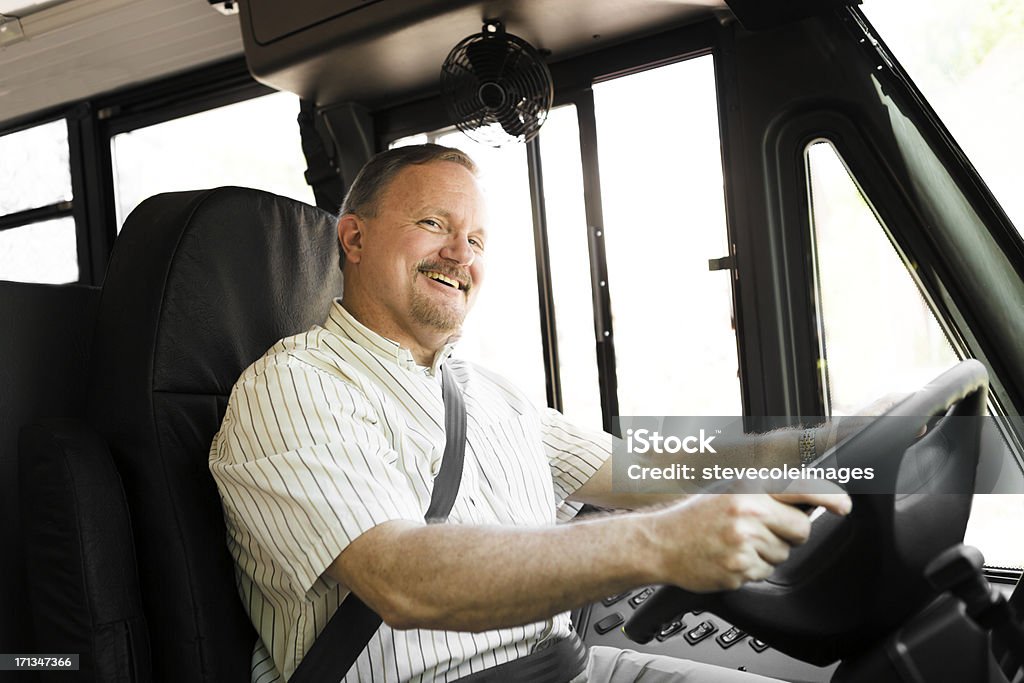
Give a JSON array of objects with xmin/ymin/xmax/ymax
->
[{"xmin": 440, "ymin": 28, "xmax": 554, "ymax": 147}]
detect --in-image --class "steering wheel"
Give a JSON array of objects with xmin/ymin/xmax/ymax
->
[{"xmin": 623, "ymin": 359, "xmax": 989, "ymax": 666}]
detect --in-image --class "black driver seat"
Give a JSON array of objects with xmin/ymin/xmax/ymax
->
[{"xmin": 19, "ymin": 187, "xmax": 344, "ymax": 681}]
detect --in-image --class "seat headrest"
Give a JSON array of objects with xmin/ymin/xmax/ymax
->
[{"xmin": 90, "ymin": 186, "xmax": 343, "ymax": 401}]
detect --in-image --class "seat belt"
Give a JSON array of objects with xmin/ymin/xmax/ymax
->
[
  {"xmin": 290, "ymin": 365, "xmax": 588, "ymax": 683},
  {"xmin": 289, "ymin": 364, "xmax": 467, "ymax": 683}
]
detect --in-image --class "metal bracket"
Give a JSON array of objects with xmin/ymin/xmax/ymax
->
[
  {"xmin": 708, "ymin": 255, "xmax": 735, "ymax": 271},
  {"xmin": 0, "ymin": 13, "xmax": 26, "ymax": 47},
  {"xmin": 207, "ymin": 0, "xmax": 238, "ymax": 16}
]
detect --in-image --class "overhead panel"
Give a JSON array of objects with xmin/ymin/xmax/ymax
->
[
  {"xmin": 248, "ymin": 0, "xmax": 382, "ymax": 45},
  {"xmin": 724, "ymin": 0, "xmax": 860, "ymax": 31},
  {"xmin": 238, "ymin": 0, "xmax": 729, "ymax": 110}
]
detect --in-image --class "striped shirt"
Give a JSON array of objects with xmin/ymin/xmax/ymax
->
[{"xmin": 209, "ymin": 300, "xmax": 610, "ymax": 682}]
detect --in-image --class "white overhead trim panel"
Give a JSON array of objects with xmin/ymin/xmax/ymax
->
[
  {"xmin": 1, "ymin": 0, "xmax": 138, "ymax": 46},
  {"xmin": 0, "ymin": 0, "xmax": 245, "ymax": 126}
]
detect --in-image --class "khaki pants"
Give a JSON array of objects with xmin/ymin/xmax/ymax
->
[{"xmin": 570, "ymin": 646, "xmax": 779, "ymax": 683}]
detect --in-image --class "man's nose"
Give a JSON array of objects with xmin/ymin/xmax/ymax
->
[{"xmin": 440, "ymin": 234, "xmax": 475, "ymax": 266}]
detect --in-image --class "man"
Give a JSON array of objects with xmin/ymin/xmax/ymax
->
[{"xmin": 209, "ymin": 144, "xmax": 850, "ymax": 682}]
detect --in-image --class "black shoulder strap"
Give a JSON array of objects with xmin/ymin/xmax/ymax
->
[
  {"xmin": 426, "ymin": 366, "xmax": 467, "ymax": 521},
  {"xmin": 289, "ymin": 364, "xmax": 466, "ymax": 683}
]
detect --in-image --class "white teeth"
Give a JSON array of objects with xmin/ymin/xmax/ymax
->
[{"xmin": 425, "ymin": 271, "xmax": 461, "ymax": 289}]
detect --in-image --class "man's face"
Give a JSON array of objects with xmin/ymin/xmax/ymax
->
[{"xmin": 351, "ymin": 160, "xmax": 488, "ymax": 341}]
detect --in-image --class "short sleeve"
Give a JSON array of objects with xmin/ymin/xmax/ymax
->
[
  {"xmin": 539, "ymin": 408, "xmax": 612, "ymax": 522},
  {"xmin": 209, "ymin": 353, "xmax": 424, "ymax": 599}
]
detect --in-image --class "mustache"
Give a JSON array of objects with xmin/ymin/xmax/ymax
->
[{"xmin": 417, "ymin": 261, "xmax": 473, "ymax": 291}]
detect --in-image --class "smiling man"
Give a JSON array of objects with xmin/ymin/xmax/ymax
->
[
  {"xmin": 336, "ymin": 148, "xmax": 485, "ymax": 364},
  {"xmin": 209, "ymin": 144, "xmax": 849, "ymax": 683}
]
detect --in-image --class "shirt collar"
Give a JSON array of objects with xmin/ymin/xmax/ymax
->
[{"xmin": 324, "ymin": 299, "xmax": 456, "ymax": 376}]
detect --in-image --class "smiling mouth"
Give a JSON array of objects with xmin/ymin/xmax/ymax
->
[{"xmin": 422, "ymin": 270, "xmax": 468, "ymax": 291}]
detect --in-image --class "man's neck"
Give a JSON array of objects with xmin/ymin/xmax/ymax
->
[{"xmin": 341, "ymin": 296, "xmax": 448, "ymax": 367}]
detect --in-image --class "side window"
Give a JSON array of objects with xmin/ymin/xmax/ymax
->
[
  {"xmin": 806, "ymin": 140, "xmax": 959, "ymax": 414},
  {"xmin": 806, "ymin": 139, "xmax": 1024, "ymax": 569},
  {"xmin": 0, "ymin": 119, "xmax": 78, "ymax": 284},
  {"xmin": 111, "ymin": 92, "xmax": 314, "ymax": 231},
  {"xmin": 593, "ymin": 56, "xmax": 742, "ymax": 417}
]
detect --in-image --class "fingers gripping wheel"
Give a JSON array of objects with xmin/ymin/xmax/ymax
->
[{"xmin": 623, "ymin": 360, "xmax": 989, "ymax": 666}]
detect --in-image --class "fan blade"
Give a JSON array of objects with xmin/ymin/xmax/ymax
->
[
  {"xmin": 465, "ymin": 36, "xmax": 510, "ymax": 85},
  {"xmin": 494, "ymin": 86, "xmax": 526, "ymax": 138}
]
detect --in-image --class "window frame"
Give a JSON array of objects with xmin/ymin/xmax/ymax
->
[
  {"xmin": 0, "ymin": 114, "xmax": 74, "ymax": 229},
  {"xmin": 718, "ymin": 6, "xmax": 1024, "ymax": 433},
  {"xmin": 0, "ymin": 57, "xmax": 275, "ymax": 286},
  {"xmin": 0, "ymin": 116, "xmax": 77, "ymax": 283}
]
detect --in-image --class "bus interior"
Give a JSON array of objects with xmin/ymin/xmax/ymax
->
[{"xmin": 2, "ymin": 0, "xmax": 1024, "ymax": 681}]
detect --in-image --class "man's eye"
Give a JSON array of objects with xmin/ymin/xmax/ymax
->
[
  {"xmin": 469, "ymin": 238, "xmax": 485, "ymax": 250},
  {"xmin": 421, "ymin": 219, "xmax": 442, "ymax": 229}
]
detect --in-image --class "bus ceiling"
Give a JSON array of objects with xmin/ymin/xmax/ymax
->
[{"xmin": 0, "ymin": 0, "xmax": 860, "ymax": 129}]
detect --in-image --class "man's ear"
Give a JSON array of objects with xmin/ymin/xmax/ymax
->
[{"xmin": 337, "ymin": 214, "xmax": 364, "ymax": 264}]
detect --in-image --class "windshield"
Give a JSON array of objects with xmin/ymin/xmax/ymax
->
[{"xmin": 862, "ymin": 0, "xmax": 1024, "ymax": 236}]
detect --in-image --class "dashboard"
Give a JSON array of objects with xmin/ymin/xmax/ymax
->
[
  {"xmin": 576, "ymin": 572, "xmax": 1022, "ymax": 683},
  {"xmin": 578, "ymin": 589, "xmax": 837, "ymax": 682}
]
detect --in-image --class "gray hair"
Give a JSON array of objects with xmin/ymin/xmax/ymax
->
[{"xmin": 339, "ymin": 143, "xmax": 479, "ymax": 218}]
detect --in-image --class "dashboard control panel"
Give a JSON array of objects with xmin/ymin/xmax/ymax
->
[{"xmin": 579, "ymin": 588, "xmax": 838, "ymax": 682}]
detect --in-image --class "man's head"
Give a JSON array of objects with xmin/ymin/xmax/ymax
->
[{"xmin": 337, "ymin": 144, "xmax": 488, "ymax": 363}]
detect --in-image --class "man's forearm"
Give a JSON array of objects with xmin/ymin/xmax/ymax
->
[
  {"xmin": 329, "ymin": 489, "xmax": 851, "ymax": 633},
  {"xmin": 329, "ymin": 512, "xmax": 658, "ymax": 632}
]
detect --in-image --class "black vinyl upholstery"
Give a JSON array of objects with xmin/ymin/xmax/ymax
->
[
  {"xmin": 19, "ymin": 187, "xmax": 344, "ymax": 681},
  {"xmin": 20, "ymin": 418, "xmax": 150, "ymax": 682},
  {"xmin": 1, "ymin": 281, "xmax": 99, "ymax": 681}
]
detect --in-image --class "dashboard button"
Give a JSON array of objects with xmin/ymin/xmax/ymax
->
[
  {"xmin": 749, "ymin": 638, "xmax": 769, "ymax": 653},
  {"xmin": 716, "ymin": 626, "xmax": 747, "ymax": 649},
  {"xmin": 601, "ymin": 591, "xmax": 631, "ymax": 607},
  {"xmin": 628, "ymin": 587, "xmax": 655, "ymax": 608},
  {"xmin": 656, "ymin": 620, "xmax": 686, "ymax": 642},
  {"xmin": 684, "ymin": 620, "xmax": 718, "ymax": 645},
  {"xmin": 594, "ymin": 612, "xmax": 625, "ymax": 635}
]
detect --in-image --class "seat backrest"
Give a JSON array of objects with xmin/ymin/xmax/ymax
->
[
  {"xmin": 0, "ymin": 280, "xmax": 100, "ymax": 670},
  {"xmin": 82, "ymin": 187, "xmax": 343, "ymax": 681}
]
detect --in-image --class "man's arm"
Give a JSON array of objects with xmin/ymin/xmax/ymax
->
[{"xmin": 329, "ymin": 488, "xmax": 850, "ymax": 632}]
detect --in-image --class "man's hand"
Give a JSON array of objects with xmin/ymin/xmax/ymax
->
[{"xmin": 647, "ymin": 486, "xmax": 851, "ymax": 592}]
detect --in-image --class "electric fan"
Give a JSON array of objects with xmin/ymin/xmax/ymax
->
[{"xmin": 440, "ymin": 20, "xmax": 554, "ymax": 147}]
